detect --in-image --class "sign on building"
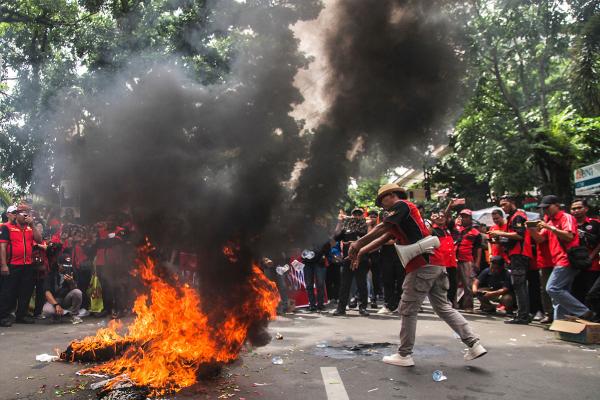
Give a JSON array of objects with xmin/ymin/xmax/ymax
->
[{"xmin": 574, "ymin": 162, "xmax": 600, "ymax": 196}]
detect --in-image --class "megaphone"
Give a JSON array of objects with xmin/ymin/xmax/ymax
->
[{"xmin": 394, "ymin": 236, "xmax": 440, "ymax": 267}]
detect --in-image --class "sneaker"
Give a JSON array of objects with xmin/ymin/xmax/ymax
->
[
  {"xmin": 78, "ymin": 308, "xmax": 90, "ymax": 317},
  {"xmin": 504, "ymin": 317, "xmax": 529, "ymax": 325},
  {"xmin": 348, "ymin": 299, "xmax": 357, "ymax": 309},
  {"xmin": 71, "ymin": 316, "xmax": 83, "ymax": 325},
  {"xmin": 464, "ymin": 341, "xmax": 487, "ymax": 361},
  {"xmin": 331, "ymin": 309, "xmax": 346, "ymax": 316},
  {"xmin": 377, "ymin": 307, "xmax": 392, "ymax": 315},
  {"xmin": 540, "ymin": 315, "xmax": 553, "ymax": 324},
  {"xmin": 0, "ymin": 318, "xmax": 13, "ymax": 327},
  {"xmin": 370, "ymin": 301, "xmax": 378, "ymax": 309},
  {"xmin": 358, "ymin": 308, "xmax": 370, "ymax": 316},
  {"xmin": 308, "ymin": 306, "xmax": 317, "ymax": 312},
  {"xmin": 34, "ymin": 314, "xmax": 47, "ymax": 320},
  {"xmin": 533, "ymin": 311, "xmax": 544, "ymax": 321},
  {"xmin": 382, "ymin": 354, "xmax": 415, "ymax": 367}
]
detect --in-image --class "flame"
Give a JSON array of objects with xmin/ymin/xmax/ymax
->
[{"xmin": 67, "ymin": 244, "xmax": 279, "ymax": 396}]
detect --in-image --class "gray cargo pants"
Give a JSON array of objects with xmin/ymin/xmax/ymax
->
[{"xmin": 398, "ymin": 265, "xmax": 479, "ymax": 356}]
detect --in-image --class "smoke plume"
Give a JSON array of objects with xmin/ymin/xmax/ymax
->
[{"xmin": 49, "ymin": 0, "xmax": 463, "ymax": 344}]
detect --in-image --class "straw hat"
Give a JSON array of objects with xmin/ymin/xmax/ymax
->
[{"xmin": 375, "ymin": 183, "xmax": 406, "ymax": 207}]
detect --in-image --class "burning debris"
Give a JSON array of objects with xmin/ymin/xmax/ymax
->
[{"xmin": 62, "ymin": 244, "xmax": 278, "ymax": 397}]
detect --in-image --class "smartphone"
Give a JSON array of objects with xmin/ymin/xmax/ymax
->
[{"xmin": 526, "ymin": 220, "xmax": 541, "ymax": 228}]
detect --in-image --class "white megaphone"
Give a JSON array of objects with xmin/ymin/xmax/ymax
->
[{"xmin": 394, "ymin": 236, "xmax": 440, "ymax": 267}]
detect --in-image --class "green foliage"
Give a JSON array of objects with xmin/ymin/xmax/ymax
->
[
  {"xmin": 345, "ymin": 176, "xmax": 387, "ymax": 210},
  {"xmin": 430, "ymin": 0, "xmax": 600, "ymax": 202}
]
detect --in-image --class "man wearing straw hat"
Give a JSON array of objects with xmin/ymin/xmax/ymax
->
[{"xmin": 348, "ymin": 183, "xmax": 487, "ymax": 367}]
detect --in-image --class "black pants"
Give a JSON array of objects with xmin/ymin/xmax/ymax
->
[
  {"xmin": 337, "ymin": 256, "xmax": 369, "ymax": 311},
  {"xmin": 586, "ymin": 274, "xmax": 600, "ymax": 315},
  {"xmin": 368, "ymin": 251, "xmax": 382, "ymax": 300},
  {"xmin": 75, "ymin": 268, "xmax": 92, "ymax": 310},
  {"xmin": 509, "ymin": 255, "xmax": 530, "ymax": 320},
  {"xmin": 33, "ymin": 273, "xmax": 46, "ymax": 316},
  {"xmin": 380, "ymin": 245, "xmax": 405, "ymax": 311},
  {"xmin": 97, "ymin": 265, "xmax": 124, "ymax": 313},
  {"xmin": 0, "ymin": 265, "xmax": 34, "ymax": 320},
  {"xmin": 446, "ymin": 267, "xmax": 458, "ymax": 307},
  {"xmin": 527, "ymin": 269, "xmax": 543, "ymax": 314},
  {"xmin": 326, "ymin": 263, "xmax": 342, "ymax": 301},
  {"xmin": 572, "ymin": 270, "xmax": 600, "ymax": 305}
]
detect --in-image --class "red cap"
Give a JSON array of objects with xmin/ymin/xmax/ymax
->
[{"xmin": 459, "ymin": 209, "xmax": 473, "ymax": 216}]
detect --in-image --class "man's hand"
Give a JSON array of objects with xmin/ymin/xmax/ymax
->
[
  {"xmin": 338, "ymin": 209, "xmax": 346, "ymax": 222},
  {"xmin": 55, "ymin": 304, "xmax": 64, "ymax": 316},
  {"xmin": 64, "ymin": 274, "xmax": 74, "ymax": 282},
  {"xmin": 350, "ymin": 248, "xmax": 366, "ymax": 270},
  {"xmin": 483, "ymin": 292, "xmax": 495, "ymax": 300},
  {"xmin": 347, "ymin": 241, "xmax": 361, "ymax": 260},
  {"xmin": 537, "ymin": 221, "xmax": 551, "ymax": 231},
  {"xmin": 24, "ymin": 215, "xmax": 34, "ymax": 225},
  {"xmin": 0, "ymin": 265, "xmax": 9, "ymax": 276}
]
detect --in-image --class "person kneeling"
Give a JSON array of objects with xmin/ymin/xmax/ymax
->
[
  {"xmin": 42, "ymin": 264, "xmax": 83, "ymax": 324},
  {"xmin": 473, "ymin": 256, "xmax": 514, "ymax": 314}
]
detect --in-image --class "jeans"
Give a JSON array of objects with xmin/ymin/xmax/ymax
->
[
  {"xmin": 398, "ymin": 265, "xmax": 479, "ymax": 356},
  {"xmin": 508, "ymin": 255, "xmax": 530, "ymax": 320},
  {"xmin": 42, "ymin": 289, "xmax": 82, "ymax": 317},
  {"xmin": 0, "ymin": 265, "xmax": 35, "ymax": 320},
  {"xmin": 304, "ymin": 263, "xmax": 326, "ymax": 308},
  {"xmin": 546, "ymin": 266, "xmax": 589, "ymax": 320},
  {"xmin": 337, "ymin": 256, "xmax": 369, "ymax": 311},
  {"xmin": 381, "ymin": 245, "xmax": 405, "ymax": 310}
]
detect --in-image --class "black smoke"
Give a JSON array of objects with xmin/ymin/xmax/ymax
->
[
  {"xmin": 59, "ymin": 0, "xmax": 463, "ymax": 345},
  {"xmin": 293, "ymin": 0, "xmax": 463, "ymax": 222}
]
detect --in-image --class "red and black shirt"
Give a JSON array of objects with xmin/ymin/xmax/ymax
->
[
  {"xmin": 383, "ymin": 200, "xmax": 430, "ymax": 273},
  {"xmin": 505, "ymin": 209, "xmax": 533, "ymax": 259},
  {"xmin": 0, "ymin": 221, "xmax": 37, "ymax": 266},
  {"xmin": 452, "ymin": 224, "xmax": 482, "ymax": 263},
  {"xmin": 429, "ymin": 224, "xmax": 457, "ymax": 268},
  {"xmin": 578, "ymin": 217, "xmax": 600, "ymax": 272}
]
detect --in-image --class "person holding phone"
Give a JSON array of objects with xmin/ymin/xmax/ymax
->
[
  {"xmin": 42, "ymin": 261, "xmax": 83, "ymax": 323},
  {"xmin": 0, "ymin": 204, "xmax": 42, "ymax": 327}
]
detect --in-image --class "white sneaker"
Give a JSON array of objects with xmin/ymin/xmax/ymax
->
[
  {"xmin": 382, "ymin": 353, "xmax": 415, "ymax": 367},
  {"xmin": 78, "ymin": 308, "xmax": 90, "ymax": 317},
  {"xmin": 71, "ymin": 316, "xmax": 83, "ymax": 325},
  {"xmin": 377, "ymin": 307, "xmax": 392, "ymax": 315},
  {"xmin": 464, "ymin": 341, "xmax": 487, "ymax": 361},
  {"xmin": 533, "ymin": 311, "xmax": 544, "ymax": 321}
]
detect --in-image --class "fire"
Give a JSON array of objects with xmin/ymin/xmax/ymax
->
[{"xmin": 64, "ymin": 245, "xmax": 279, "ymax": 396}]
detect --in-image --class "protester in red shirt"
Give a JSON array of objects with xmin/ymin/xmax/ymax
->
[
  {"xmin": 489, "ymin": 195, "xmax": 533, "ymax": 324},
  {"xmin": 448, "ymin": 206, "xmax": 482, "ymax": 313},
  {"xmin": 529, "ymin": 195, "xmax": 594, "ymax": 321},
  {"xmin": 488, "ymin": 209, "xmax": 509, "ymax": 263},
  {"xmin": 570, "ymin": 199, "xmax": 600, "ymax": 305},
  {"xmin": 348, "ymin": 184, "xmax": 486, "ymax": 367},
  {"xmin": 429, "ymin": 211, "xmax": 458, "ymax": 307},
  {"xmin": 0, "ymin": 204, "xmax": 42, "ymax": 326}
]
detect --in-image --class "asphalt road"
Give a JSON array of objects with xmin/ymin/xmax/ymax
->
[{"xmin": 1, "ymin": 304, "xmax": 599, "ymax": 400}]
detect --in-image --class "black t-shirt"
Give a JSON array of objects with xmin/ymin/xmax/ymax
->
[
  {"xmin": 477, "ymin": 267, "xmax": 511, "ymax": 291},
  {"xmin": 44, "ymin": 270, "xmax": 76, "ymax": 300}
]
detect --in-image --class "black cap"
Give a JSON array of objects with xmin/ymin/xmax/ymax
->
[
  {"xmin": 538, "ymin": 195, "xmax": 560, "ymax": 208},
  {"xmin": 490, "ymin": 256, "xmax": 505, "ymax": 266}
]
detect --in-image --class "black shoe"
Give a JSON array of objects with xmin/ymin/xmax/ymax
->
[
  {"xmin": 348, "ymin": 299, "xmax": 357, "ymax": 309},
  {"xmin": 579, "ymin": 310, "xmax": 596, "ymax": 321},
  {"xmin": 316, "ymin": 305, "xmax": 325, "ymax": 312},
  {"xmin": 358, "ymin": 308, "xmax": 370, "ymax": 316},
  {"xmin": 15, "ymin": 316, "xmax": 35, "ymax": 324},
  {"xmin": 504, "ymin": 318, "xmax": 529, "ymax": 325},
  {"xmin": 370, "ymin": 301, "xmax": 378, "ymax": 309},
  {"xmin": 308, "ymin": 306, "xmax": 317, "ymax": 312},
  {"xmin": 332, "ymin": 309, "xmax": 346, "ymax": 316},
  {"xmin": 0, "ymin": 318, "xmax": 12, "ymax": 327}
]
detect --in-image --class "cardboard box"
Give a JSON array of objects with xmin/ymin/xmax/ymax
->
[{"xmin": 549, "ymin": 319, "xmax": 600, "ymax": 344}]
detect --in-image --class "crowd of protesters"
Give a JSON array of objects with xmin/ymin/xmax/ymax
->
[
  {"xmin": 264, "ymin": 193, "xmax": 600, "ymax": 326},
  {"xmin": 1, "ymin": 191, "xmax": 598, "ymax": 330},
  {"xmin": 0, "ymin": 204, "xmax": 139, "ymax": 327}
]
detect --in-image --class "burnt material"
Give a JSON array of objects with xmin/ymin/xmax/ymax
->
[{"xmin": 61, "ymin": 340, "xmax": 135, "ymax": 363}]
